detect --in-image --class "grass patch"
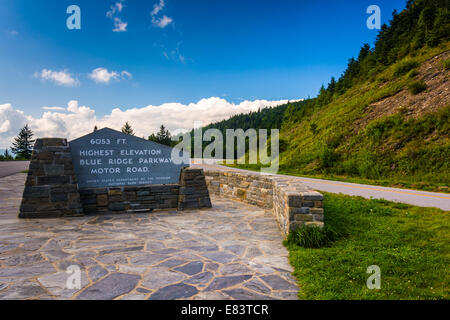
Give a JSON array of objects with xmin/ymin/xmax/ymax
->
[
  {"xmin": 408, "ymin": 80, "xmax": 427, "ymax": 94},
  {"xmin": 444, "ymin": 58, "xmax": 450, "ymax": 70},
  {"xmin": 394, "ymin": 58, "xmax": 420, "ymax": 76},
  {"xmin": 286, "ymin": 225, "xmax": 342, "ymax": 249},
  {"xmin": 406, "ymin": 68, "xmax": 419, "ymax": 79},
  {"xmin": 285, "ymin": 193, "xmax": 450, "ymax": 299}
]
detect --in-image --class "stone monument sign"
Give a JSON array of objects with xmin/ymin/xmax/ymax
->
[
  {"xmin": 19, "ymin": 128, "xmax": 210, "ymax": 218},
  {"xmin": 69, "ymin": 128, "xmax": 189, "ymax": 189}
]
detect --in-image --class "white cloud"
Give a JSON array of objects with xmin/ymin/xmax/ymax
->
[
  {"xmin": 0, "ymin": 103, "xmax": 32, "ymax": 148},
  {"xmin": 107, "ymin": 1, "xmax": 124, "ymax": 17},
  {"xmin": 159, "ymin": 41, "xmax": 189, "ymax": 64},
  {"xmin": 89, "ymin": 68, "xmax": 118, "ymax": 83},
  {"xmin": 121, "ymin": 70, "xmax": 133, "ymax": 79},
  {"xmin": 89, "ymin": 67, "xmax": 132, "ymax": 84},
  {"xmin": 151, "ymin": 0, "xmax": 173, "ymax": 28},
  {"xmin": 42, "ymin": 106, "xmax": 66, "ymax": 111},
  {"xmin": 107, "ymin": 1, "xmax": 127, "ymax": 32},
  {"xmin": 153, "ymin": 15, "xmax": 173, "ymax": 28},
  {"xmin": 0, "ymin": 98, "xmax": 298, "ymax": 148},
  {"xmin": 113, "ymin": 17, "xmax": 128, "ymax": 32},
  {"xmin": 35, "ymin": 69, "xmax": 79, "ymax": 87},
  {"xmin": 151, "ymin": 0, "xmax": 165, "ymax": 16},
  {"xmin": 0, "ymin": 119, "xmax": 11, "ymax": 133}
]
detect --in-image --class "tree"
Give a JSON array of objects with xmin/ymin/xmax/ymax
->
[
  {"xmin": 157, "ymin": 125, "xmax": 172, "ymax": 146},
  {"xmin": 327, "ymin": 77, "xmax": 336, "ymax": 93},
  {"xmin": 358, "ymin": 43, "xmax": 371, "ymax": 61},
  {"xmin": 148, "ymin": 133, "xmax": 158, "ymax": 143},
  {"xmin": 148, "ymin": 125, "xmax": 172, "ymax": 146},
  {"xmin": 121, "ymin": 122, "xmax": 135, "ymax": 135},
  {"xmin": 4, "ymin": 148, "xmax": 13, "ymax": 160},
  {"xmin": 428, "ymin": 8, "xmax": 450, "ymax": 47},
  {"xmin": 0, "ymin": 148, "xmax": 14, "ymax": 161},
  {"xmin": 11, "ymin": 124, "xmax": 35, "ymax": 160}
]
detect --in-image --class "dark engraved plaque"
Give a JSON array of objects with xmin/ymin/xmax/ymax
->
[{"xmin": 69, "ymin": 128, "xmax": 189, "ymax": 188}]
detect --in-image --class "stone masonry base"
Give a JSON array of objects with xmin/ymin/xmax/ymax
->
[
  {"xmin": 19, "ymin": 138, "xmax": 83, "ymax": 218},
  {"xmin": 178, "ymin": 168, "xmax": 212, "ymax": 210}
]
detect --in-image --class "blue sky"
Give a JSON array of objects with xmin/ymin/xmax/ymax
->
[
  {"xmin": 1, "ymin": 0, "xmax": 407, "ymax": 115},
  {"xmin": 0, "ymin": 0, "xmax": 407, "ymax": 149}
]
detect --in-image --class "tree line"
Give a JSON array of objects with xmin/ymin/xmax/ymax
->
[{"xmin": 118, "ymin": 122, "xmax": 176, "ymax": 147}]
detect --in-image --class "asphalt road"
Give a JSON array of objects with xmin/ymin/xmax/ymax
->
[
  {"xmin": 0, "ymin": 161, "xmax": 30, "ymax": 178},
  {"xmin": 191, "ymin": 160, "xmax": 450, "ymax": 211},
  {"xmin": 1, "ymin": 159, "xmax": 448, "ymax": 211}
]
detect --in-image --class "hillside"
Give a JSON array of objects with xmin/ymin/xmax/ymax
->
[
  {"xmin": 279, "ymin": 45, "xmax": 449, "ymax": 189},
  {"xmin": 197, "ymin": 0, "xmax": 450, "ymax": 191}
]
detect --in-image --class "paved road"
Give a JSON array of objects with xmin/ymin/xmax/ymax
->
[
  {"xmin": 0, "ymin": 161, "xmax": 30, "ymax": 178},
  {"xmin": 191, "ymin": 160, "xmax": 450, "ymax": 211},
  {"xmin": 1, "ymin": 159, "xmax": 448, "ymax": 210}
]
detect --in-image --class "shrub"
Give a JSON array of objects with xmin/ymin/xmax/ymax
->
[
  {"xmin": 406, "ymin": 68, "xmax": 419, "ymax": 78},
  {"xmin": 326, "ymin": 132, "xmax": 344, "ymax": 149},
  {"xmin": 320, "ymin": 147, "xmax": 340, "ymax": 169},
  {"xmin": 310, "ymin": 122, "xmax": 318, "ymax": 135},
  {"xmin": 278, "ymin": 138, "xmax": 289, "ymax": 153},
  {"xmin": 365, "ymin": 114, "xmax": 403, "ymax": 142},
  {"xmin": 377, "ymin": 76, "xmax": 389, "ymax": 83},
  {"xmin": 341, "ymin": 159, "xmax": 359, "ymax": 176},
  {"xmin": 444, "ymin": 59, "xmax": 450, "ymax": 70},
  {"xmin": 408, "ymin": 81, "xmax": 427, "ymax": 94},
  {"xmin": 394, "ymin": 58, "xmax": 419, "ymax": 76},
  {"xmin": 356, "ymin": 150, "xmax": 382, "ymax": 179},
  {"xmin": 287, "ymin": 225, "xmax": 339, "ymax": 248}
]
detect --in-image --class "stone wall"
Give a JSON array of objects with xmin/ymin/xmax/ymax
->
[
  {"xmin": 78, "ymin": 168, "xmax": 212, "ymax": 214},
  {"xmin": 79, "ymin": 184, "xmax": 180, "ymax": 214},
  {"xmin": 204, "ymin": 170, "xmax": 324, "ymax": 238},
  {"xmin": 19, "ymin": 138, "xmax": 83, "ymax": 218}
]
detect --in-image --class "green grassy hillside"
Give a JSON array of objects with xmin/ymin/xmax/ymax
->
[{"xmin": 278, "ymin": 45, "xmax": 449, "ymax": 189}]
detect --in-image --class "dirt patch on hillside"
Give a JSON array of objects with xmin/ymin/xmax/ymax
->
[{"xmin": 354, "ymin": 50, "xmax": 449, "ymax": 133}]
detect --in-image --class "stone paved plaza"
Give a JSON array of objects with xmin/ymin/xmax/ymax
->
[{"xmin": 0, "ymin": 173, "xmax": 298, "ymax": 300}]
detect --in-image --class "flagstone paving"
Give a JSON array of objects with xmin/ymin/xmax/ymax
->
[{"xmin": 0, "ymin": 173, "xmax": 299, "ymax": 300}]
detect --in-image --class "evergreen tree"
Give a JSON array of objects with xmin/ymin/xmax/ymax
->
[
  {"xmin": 0, "ymin": 148, "xmax": 14, "ymax": 161},
  {"xmin": 428, "ymin": 8, "xmax": 450, "ymax": 47},
  {"xmin": 157, "ymin": 125, "xmax": 172, "ymax": 146},
  {"xmin": 148, "ymin": 133, "xmax": 158, "ymax": 143},
  {"xmin": 121, "ymin": 122, "xmax": 135, "ymax": 135},
  {"xmin": 358, "ymin": 43, "xmax": 371, "ymax": 61},
  {"xmin": 148, "ymin": 125, "xmax": 173, "ymax": 146},
  {"xmin": 420, "ymin": 6, "xmax": 436, "ymax": 34},
  {"xmin": 11, "ymin": 124, "xmax": 35, "ymax": 160},
  {"xmin": 327, "ymin": 77, "xmax": 336, "ymax": 93},
  {"xmin": 4, "ymin": 148, "xmax": 13, "ymax": 160}
]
